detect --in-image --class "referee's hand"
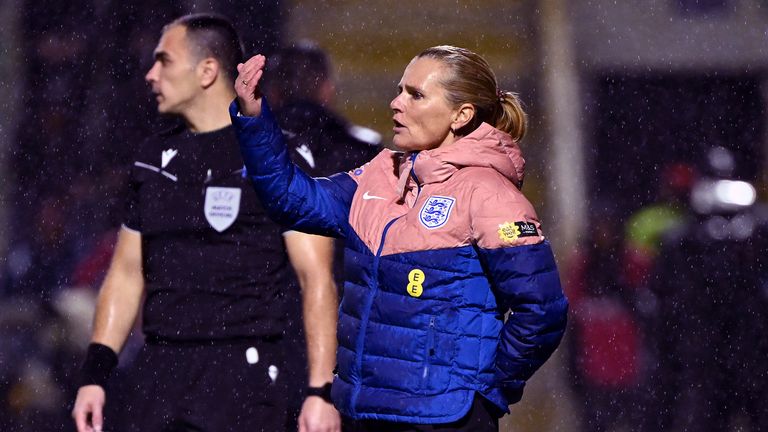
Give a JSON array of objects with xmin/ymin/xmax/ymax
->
[
  {"xmin": 235, "ymin": 54, "xmax": 266, "ymax": 117},
  {"xmin": 298, "ymin": 396, "xmax": 341, "ymax": 432},
  {"xmin": 72, "ymin": 385, "xmax": 106, "ymax": 432}
]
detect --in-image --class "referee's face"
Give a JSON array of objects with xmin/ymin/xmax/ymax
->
[{"xmin": 145, "ymin": 25, "xmax": 201, "ymax": 117}]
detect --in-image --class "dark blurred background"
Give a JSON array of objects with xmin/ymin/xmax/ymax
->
[{"xmin": 1, "ymin": 1, "xmax": 767, "ymax": 431}]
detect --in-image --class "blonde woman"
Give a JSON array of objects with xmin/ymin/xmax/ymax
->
[{"xmin": 232, "ymin": 46, "xmax": 568, "ymax": 432}]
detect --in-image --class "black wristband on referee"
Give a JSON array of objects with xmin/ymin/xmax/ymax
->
[
  {"xmin": 79, "ymin": 343, "xmax": 118, "ymax": 388},
  {"xmin": 306, "ymin": 382, "xmax": 333, "ymax": 403}
]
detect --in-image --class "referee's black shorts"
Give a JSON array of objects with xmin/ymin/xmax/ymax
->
[{"xmin": 107, "ymin": 337, "xmax": 293, "ymax": 432}]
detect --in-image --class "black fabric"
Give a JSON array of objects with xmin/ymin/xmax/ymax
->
[
  {"xmin": 123, "ymin": 125, "xmax": 293, "ymax": 341},
  {"xmin": 78, "ymin": 343, "xmax": 118, "ymax": 387},
  {"xmin": 279, "ymin": 100, "xmax": 380, "ymax": 178},
  {"xmin": 306, "ymin": 382, "xmax": 333, "ymax": 403},
  {"xmin": 276, "ymin": 101, "xmax": 380, "ymax": 425},
  {"xmin": 277, "ymin": 100, "xmax": 380, "ymax": 287},
  {"xmin": 106, "ymin": 339, "xmax": 291, "ymax": 432},
  {"xmin": 341, "ymin": 395, "xmax": 501, "ymax": 432}
]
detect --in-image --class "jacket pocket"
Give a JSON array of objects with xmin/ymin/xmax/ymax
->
[{"xmin": 421, "ymin": 316, "xmax": 450, "ymax": 394}]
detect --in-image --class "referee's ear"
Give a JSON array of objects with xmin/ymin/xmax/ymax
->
[{"xmin": 198, "ymin": 57, "xmax": 220, "ymax": 89}]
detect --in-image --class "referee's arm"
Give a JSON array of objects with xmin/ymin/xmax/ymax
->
[
  {"xmin": 283, "ymin": 231, "xmax": 342, "ymax": 432},
  {"xmin": 90, "ymin": 226, "xmax": 144, "ymax": 351},
  {"xmin": 73, "ymin": 226, "xmax": 144, "ymax": 432}
]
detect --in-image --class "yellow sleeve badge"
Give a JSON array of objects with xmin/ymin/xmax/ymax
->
[{"xmin": 498, "ymin": 221, "xmax": 539, "ymax": 243}]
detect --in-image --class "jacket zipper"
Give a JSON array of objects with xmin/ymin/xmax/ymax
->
[
  {"xmin": 350, "ymin": 215, "xmax": 401, "ymax": 415},
  {"xmin": 409, "ymin": 152, "xmax": 421, "ymax": 199},
  {"xmin": 350, "ymin": 153, "xmax": 422, "ymax": 414},
  {"xmin": 423, "ymin": 316, "xmax": 436, "ymax": 384}
]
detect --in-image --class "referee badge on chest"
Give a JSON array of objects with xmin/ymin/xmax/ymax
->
[{"xmin": 204, "ymin": 187, "xmax": 241, "ymax": 232}]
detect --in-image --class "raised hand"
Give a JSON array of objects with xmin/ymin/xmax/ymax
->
[{"xmin": 235, "ymin": 54, "xmax": 266, "ymax": 117}]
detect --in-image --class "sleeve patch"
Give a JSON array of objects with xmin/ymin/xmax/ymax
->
[{"xmin": 498, "ymin": 221, "xmax": 539, "ymax": 243}]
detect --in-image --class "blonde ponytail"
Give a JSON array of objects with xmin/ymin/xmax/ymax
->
[{"xmin": 496, "ymin": 91, "xmax": 527, "ymax": 142}]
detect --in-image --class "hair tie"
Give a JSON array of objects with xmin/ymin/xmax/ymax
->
[{"xmin": 496, "ymin": 88, "xmax": 504, "ymax": 102}]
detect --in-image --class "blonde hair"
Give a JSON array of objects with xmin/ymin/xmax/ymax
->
[{"xmin": 417, "ymin": 45, "xmax": 527, "ymax": 142}]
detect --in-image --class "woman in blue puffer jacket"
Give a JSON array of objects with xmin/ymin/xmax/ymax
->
[{"xmin": 231, "ymin": 46, "xmax": 568, "ymax": 432}]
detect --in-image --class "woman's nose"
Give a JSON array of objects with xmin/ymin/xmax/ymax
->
[{"xmin": 390, "ymin": 93, "xmax": 403, "ymax": 112}]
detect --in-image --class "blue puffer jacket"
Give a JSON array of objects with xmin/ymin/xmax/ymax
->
[{"xmin": 230, "ymin": 100, "xmax": 568, "ymax": 424}]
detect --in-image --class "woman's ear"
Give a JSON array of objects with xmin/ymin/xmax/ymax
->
[
  {"xmin": 451, "ymin": 103, "xmax": 475, "ymax": 132},
  {"xmin": 198, "ymin": 58, "xmax": 219, "ymax": 88}
]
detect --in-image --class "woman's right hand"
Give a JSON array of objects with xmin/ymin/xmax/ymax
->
[{"xmin": 235, "ymin": 54, "xmax": 266, "ymax": 117}]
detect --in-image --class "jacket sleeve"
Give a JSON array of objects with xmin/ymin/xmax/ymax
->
[
  {"xmin": 229, "ymin": 99, "xmax": 356, "ymax": 237},
  {"xmin": 471, "ymin": 183, "xmax": 568, "ymax": 404}
]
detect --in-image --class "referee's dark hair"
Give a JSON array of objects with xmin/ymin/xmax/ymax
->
[
  {"xmin": 267, "ymin": 40, "xmax": 331, "ymax": 106},
  {"xmin": 165, "ymin": 13, "xmax": 245, "ymax": 83}
]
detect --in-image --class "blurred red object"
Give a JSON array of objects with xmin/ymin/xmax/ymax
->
[{"xmin": 574, "ymin": 297, "xmax": 641, "ymax": 388}]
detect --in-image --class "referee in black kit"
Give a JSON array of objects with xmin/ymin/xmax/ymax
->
[{"xmin": 72, "ymin": 14, "xmax": 340, "ymax": 432}]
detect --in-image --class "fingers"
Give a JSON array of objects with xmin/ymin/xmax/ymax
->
[
  {"xmin": 298, "ymin": 398, "xmax": 342, "ymax": 432},
  {"xmin": 73, "ymin": 401, "xmax": 103, "ymax": 432},
  {"xmin": 91, "ymin": 403, "xmax": 104, "ymax": 432},
  {"xmin": 243, "ymin": 69, "xmax": 263, "ymax": 96},
  {"xmin": 73, "ymin": 405, "xmax": 89, "ymax": 432},
  {"xmin": 239, "ymin": 54, "xmax": 266, "ymax": 73},
  {"xmin": 236, "ymin": 54, "xmax": 266, "ymax": 91},
  {"xmin": 234, "ymin": 54, "xmax": 267, "ymax": 116},
  {"xmin": 73, "ymin": 386, "xmax": 106, "ymax": 432},
  {"xmin": 73, "ymin": 402, "xmax": 94, "ymax": 432}
]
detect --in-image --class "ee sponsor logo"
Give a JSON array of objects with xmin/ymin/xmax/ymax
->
[{"xmin": 407, "ymin": 269, "xmax": 425, "ymax": 298}]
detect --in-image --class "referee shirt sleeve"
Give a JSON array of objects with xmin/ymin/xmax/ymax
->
[{"xmin": 122, "ymin": 156, "xmax": 142, "ymax": 233}]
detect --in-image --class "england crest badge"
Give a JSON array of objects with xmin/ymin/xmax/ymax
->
[
  {"xmin": 419, "ymin": 196, "xmax": 456, "ymax": 229},
  {"xmin": 204, "ymin": 187, "xmax": 241, "ymax": 232}
]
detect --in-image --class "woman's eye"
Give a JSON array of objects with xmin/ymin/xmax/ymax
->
[{"xmin": 412, "ymin": 92, "xmax": 423, "ymax": 100}]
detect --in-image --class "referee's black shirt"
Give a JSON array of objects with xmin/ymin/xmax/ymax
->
[{"xmin": 124, "ymin": 125, "xmax": 291, "ymax": 341}]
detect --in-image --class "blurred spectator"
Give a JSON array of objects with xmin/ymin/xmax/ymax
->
[
  {"xmin": 0, "ymin": 288, "xmax": 95, "ymax": 431},
  {"xmin": 623, "ymin": 162, "xmax": 696, "ymax": 289},
  {"xmin": 565, "ymin": 208, "xmax": 645, "ymax": 432},
  {"xmin": 264, "ymin": 40, "xmax": 381, "ymax": 171},
  {"xmin": 3, "ymin": 195, "xmax": 76, "ymax": 301},
  {"xmin": 648, "ymin": 147, "xmax": 768, "ymax": 431}
]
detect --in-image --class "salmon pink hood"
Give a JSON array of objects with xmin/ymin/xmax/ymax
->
[{"xmin": 396, "ymin": 122, "xmax": 525, "ymax": 196}]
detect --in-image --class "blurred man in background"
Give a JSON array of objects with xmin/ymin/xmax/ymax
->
[
  {"xmin": 71, "ymin": 14, "xmax": 340, "ymax": 432},
  {"xmin": 264, "ymin": 40, "xmax": 380, "ymax": 283},
  {"xmin": 263, "ymin": 40, "xmax": 380, "ymax": 432},
  {"xmin": 264, "ymin": 41, "xmax": 381, "ymax": 180}
]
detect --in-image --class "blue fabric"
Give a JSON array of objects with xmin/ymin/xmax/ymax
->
[
  {"xmin": 477, "ymin": 242, "xmax": 569, "ymax": 405},
  {"xmin": 229, "ymin": 99, "xmax": 354, "ymax": 238},
  {"xmin": 330, "ymin": 241, "xmax": 567, "ymax": 423}
]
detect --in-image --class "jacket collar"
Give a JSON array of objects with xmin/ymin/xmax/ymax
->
[{"xmin": 395, "ymin": 123, "xmax": 525, "ymax": 200}]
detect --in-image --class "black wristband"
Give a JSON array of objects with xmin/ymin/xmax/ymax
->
[
  {"xmin": 306, "ymin": 382, "xmax": 332, "ymax": 403},
  {"xmin": 79, "ymin": 343, "xmax": 118, "ymax": 388}
]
